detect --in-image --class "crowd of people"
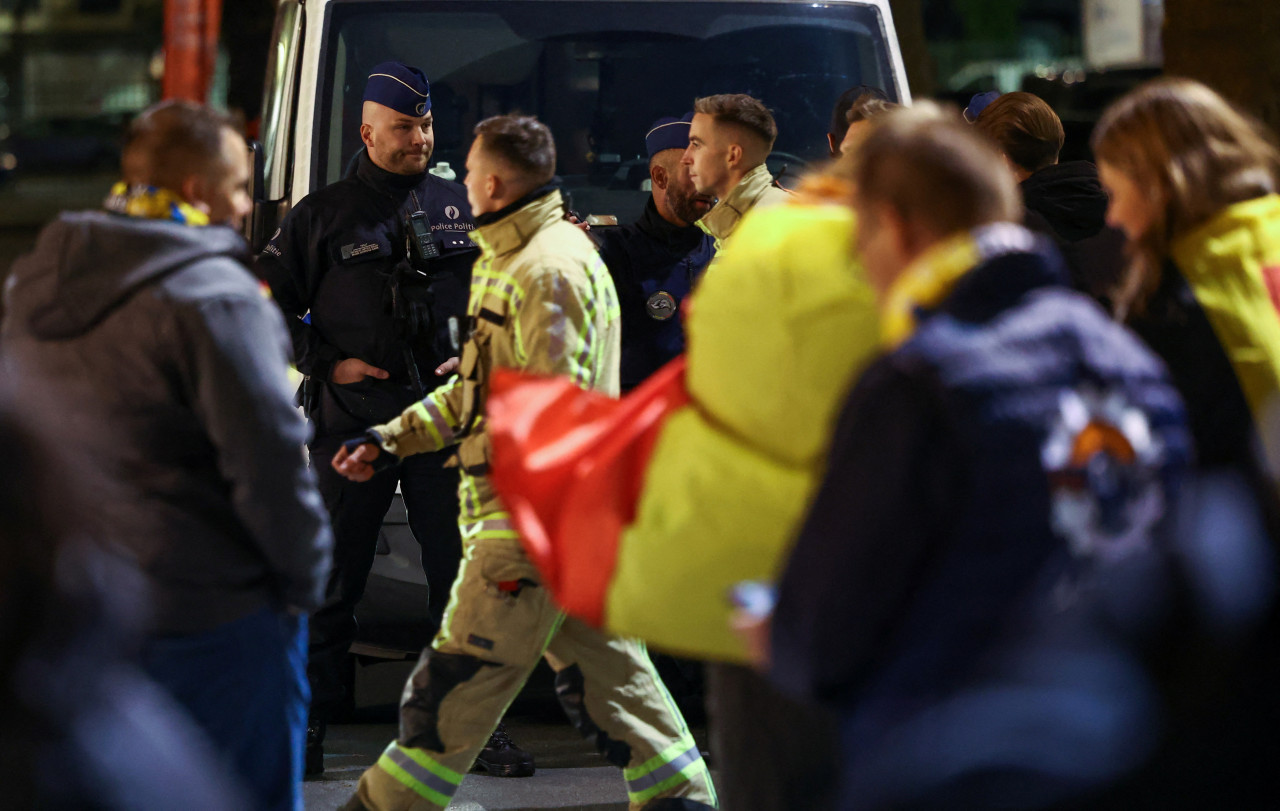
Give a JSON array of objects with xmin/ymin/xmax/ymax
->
[{"xmin": 2, "ymin": 55, "xmax": 1279, "ymax": 811}]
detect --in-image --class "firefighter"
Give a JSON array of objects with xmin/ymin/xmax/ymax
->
[
  {"xmin": 682, "ymin": 93, "xmax": 791, "ymax": 252},
  {"xmin": 331, "ymin": 114, "xmax": 717, "ymax": 811}
]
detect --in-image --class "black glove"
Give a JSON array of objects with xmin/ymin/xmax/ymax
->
[{"xmin": 342, "ymin": 431, "xmax": 400, "ymax": 474}]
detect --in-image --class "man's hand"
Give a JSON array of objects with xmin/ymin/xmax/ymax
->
[
  {"xmin": 730, "ymin": 609, "xmax": 773, "ymax": 672},
  {"xmin": 332, "ymin": 441, "xmax": 382, "ymax": 482},
  {"xmin": 331, "ymin": 358, "xmax": 390, "ymax": 384},
  {"xmin": 436, "ymin": 357, "xmax": 460, "ymax": 376}
]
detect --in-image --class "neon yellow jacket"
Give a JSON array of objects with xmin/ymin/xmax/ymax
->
[
  {"xmin": 606, "ymin": 201, "xmax": 880, "ymax": 661},
  {"xmin": 1169, "ymin": 193, "xmax": 1280, "ymax": 482}
]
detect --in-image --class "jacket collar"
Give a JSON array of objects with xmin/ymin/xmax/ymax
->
[
  {"xmin": 355, "ymin": 150, "xmax": 428, "ymax": 192},
  {"xmin": 469, "ymin": 187, "xmax": 565, "ymax": 258},
  {"xmin": 697, "ymin": 163, "xmax": 778, "ymax": 243},
  {"xmin": 881, "ymin": 223, "xmax": 1064, "ymax": 347}
]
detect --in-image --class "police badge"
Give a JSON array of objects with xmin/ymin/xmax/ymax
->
[{"xmin": 646, "ymin": 291, "xmax": 677, "ymax": 320}]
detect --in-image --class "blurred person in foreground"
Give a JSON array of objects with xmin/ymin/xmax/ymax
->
[
  {"xmin": 1, "ymin": 100, "xmax": 332, "ymax": 811},
  {"xmin": 683, "ymin": 93, "xmax": 790, "ymax": 252},
  {"xmin": 330, "ymin": 114, "xmax": 715, "ymax": 811},
  {"xmin": 767, "ymin": 106, "xmax": 1196, "ymax": 809},
  {"xmin": 0, "ymin": 400, "xmax": 250, "ymax": 810},
  {"xmin": 473, "ymin": 103, "xmax": 897, "ymax": 809},
  {"xmin": 973, "ymin": 91, "xmax": 1127, "ymax": 304},
  {"xmin": 592, "ymin": 113, "xmax": 714, "ymax": 392},
  {"xmin": 1090, "ymin": 76, "xmax": 1280, "ymax": 804}
]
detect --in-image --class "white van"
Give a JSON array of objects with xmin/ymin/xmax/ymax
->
[{"xmin": 249, "ymin": 0, "xmax": 909, "ymax": 666}]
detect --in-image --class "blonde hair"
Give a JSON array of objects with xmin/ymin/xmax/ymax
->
[{"xmin": 1092, "ymin": 78, "xmax": 1280, "ymax": 315}]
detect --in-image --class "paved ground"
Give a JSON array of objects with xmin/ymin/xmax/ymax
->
[{"xmin": 305, "ymin": 659, "xmax": 711, "ymax": 810}]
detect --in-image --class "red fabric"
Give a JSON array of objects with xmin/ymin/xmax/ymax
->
[{"xmin": 487, "ymin": 357, "xmax": 690, "ymax": 626}]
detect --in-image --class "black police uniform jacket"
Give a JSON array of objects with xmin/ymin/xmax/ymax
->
[
  {"xmin": 771, "ymin": 231, "xmax": 1199, "ymax": 808},
  {"xmin": 591, "ymin": 198, "xmax": 714, "ymax": 391},
  {"xmin": 257, "ymin": 152, "xmax": 476, "ymax": 439}
]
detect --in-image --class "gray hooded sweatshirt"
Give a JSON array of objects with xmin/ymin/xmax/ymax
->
[{"xmin": 2, "ymin": 211, "xmax": 332, "ymax": 634}]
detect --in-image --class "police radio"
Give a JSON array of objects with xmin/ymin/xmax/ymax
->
[{"xmin": 406, "ymin": 210, "xmax": 440, "ymax": 265}]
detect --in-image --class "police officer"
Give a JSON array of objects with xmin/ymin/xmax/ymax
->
[
  {"xmin": 257, "ymin": 61, "xmax": 532, "ymax": 777},
  {"xmin": 591, "ymin": 113, "xmax": 715, "ymax": 391}
]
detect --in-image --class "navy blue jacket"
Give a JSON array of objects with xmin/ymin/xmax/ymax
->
[
  {"xmin": 771, "ymin": 231, "xmax": 1192, "ymax": 808},
  {"xmin": 591, "ymin": 198, "xmax": 714, "ymax": 390},
  {"xmin": 257, "ymin": 152, "xmax": 477, "ymax": 438}
]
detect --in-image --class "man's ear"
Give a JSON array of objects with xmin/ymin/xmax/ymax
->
[
  {"xmin": 180, "ymin": 174, "xmax": 212, "ymax": 214},
  {"xmin": 485, "ymin": 173, "xmax": 501, "ymax": 204},
  {"xmin": 359, "ymin": 122, "xmax": 375, "ymax": 150},
  {"xmin": 650, "ymin": 163, "xmax": 669, "ymax": 191},
  {"xmin": 726, "ymin": 142, "xmax": 743, "ymax": 169}
]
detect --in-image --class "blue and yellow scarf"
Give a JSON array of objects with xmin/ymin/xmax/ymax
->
[
  {"xmin": 881, "ymin": 223, "xmax": 1040, "ymax": 348},
  {"xmin": 104, "ymin": 182, "xmax": 210, "ymax": 226}
]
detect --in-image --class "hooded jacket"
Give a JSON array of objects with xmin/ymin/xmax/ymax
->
[
  {"xmin": 2, "ymin": 212, "xmax": 332, "ymax": 634},
  {"xmin": 1020, "ymin": 161, "xmax": 1127, "ymax": 301}
]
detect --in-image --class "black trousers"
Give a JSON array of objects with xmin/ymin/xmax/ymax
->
[
  {"xmin": 706, "ymin": 663, "xmax": 840, "ymax": 811},
  {"xmin": 307, "ymin": 440, "xmax": 461, "ymax": 716}
]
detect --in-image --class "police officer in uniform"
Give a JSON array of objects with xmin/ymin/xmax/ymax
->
[
  {"xmin": 591, "ymin": 114, "xmax": 716, "ymax": 391},
  {"xmin": 257, "ymin": 61, "xmax": 532, "ymax": 777}
]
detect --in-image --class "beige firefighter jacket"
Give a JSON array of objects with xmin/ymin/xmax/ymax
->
[
  {"xmin": 371, "ymin": 189, "xmax": 621, "ymax": 503},
  {"xmin": 697, "ymin": 162, "xmax": 792, "ymax": 250}
]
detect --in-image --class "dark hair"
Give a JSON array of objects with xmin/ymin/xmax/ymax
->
[
  {"xmin": 122, "ymin": 100, "xmax": 238, "ymax": 190},
  {"xmin": 474, "ymin": 115, "xmax": 556, "ymax": 186},
  {"xmin": 855, "ymin": 104, "xmax": 1022, "ymax": 238},
  {"xmin": 829, "ymin": 85, "xmax": 888, "ymax": 143},
  {"xmin": 693, "ymin": 94, "xmax": 778, "ymax": 151},
  {"xmin": 973, "ymin": 92, "xmax": 1064, "ymax": 173}
]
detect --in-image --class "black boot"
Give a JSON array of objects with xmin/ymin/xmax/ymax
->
[
  {"xmin": 305, "ymin": 720, "xmax": 326, "ymax": 778},
  {"xmin": 472, "ymin": 722, "xmax": 535, "ymax": 777}
]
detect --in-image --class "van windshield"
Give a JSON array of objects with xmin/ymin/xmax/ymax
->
[{"xmin": 316, "ymin": 0, "xmax": 895, "ymax": 221}]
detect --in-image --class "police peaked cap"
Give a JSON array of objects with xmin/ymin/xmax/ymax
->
[
  {"xmin": 645, "ymin": 113, "xmax": 694, "ymax": 159},
  {"xmin": 364, "ymin": 61, "xmax": 432, "ymax": 117}
]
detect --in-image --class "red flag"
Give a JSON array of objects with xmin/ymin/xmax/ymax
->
[{"xmin": 487, "ymin": 357, "xmax": 690, "ymax": 625}]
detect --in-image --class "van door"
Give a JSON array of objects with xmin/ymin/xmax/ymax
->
[{"xmin": 250, "ymin": 0, "xmax": 305, "ymax": 251}]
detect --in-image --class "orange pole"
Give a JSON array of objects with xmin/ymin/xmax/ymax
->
[{"xmin": 162, "ymin": 0, "xmax": 223, "ymax": 103}]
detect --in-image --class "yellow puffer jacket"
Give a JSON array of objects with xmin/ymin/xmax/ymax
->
[
  {"xmin": 1170, "ymin": 193, "xmax": 1280, "ymax": 483},
  {"xmin": 606, "ymin": 201, "xmax": 881, "ymax": 661},
  {"xmin": 373, "ymin": 189, "xmax": 621, "ymax": 521}
]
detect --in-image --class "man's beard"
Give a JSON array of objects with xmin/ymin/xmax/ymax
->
[{"xmin": 668, "ymin": 184, "xmax": 712, "ymax": 225}]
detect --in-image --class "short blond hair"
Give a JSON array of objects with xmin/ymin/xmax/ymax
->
[{"xmin": 1092, "ymin": 77, "xmax": 1280, "ymax": 314}]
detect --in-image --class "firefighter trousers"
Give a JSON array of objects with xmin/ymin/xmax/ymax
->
[{"xmin": 352, "ymin": 509, "xmax": 717, "ymax": 810}]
